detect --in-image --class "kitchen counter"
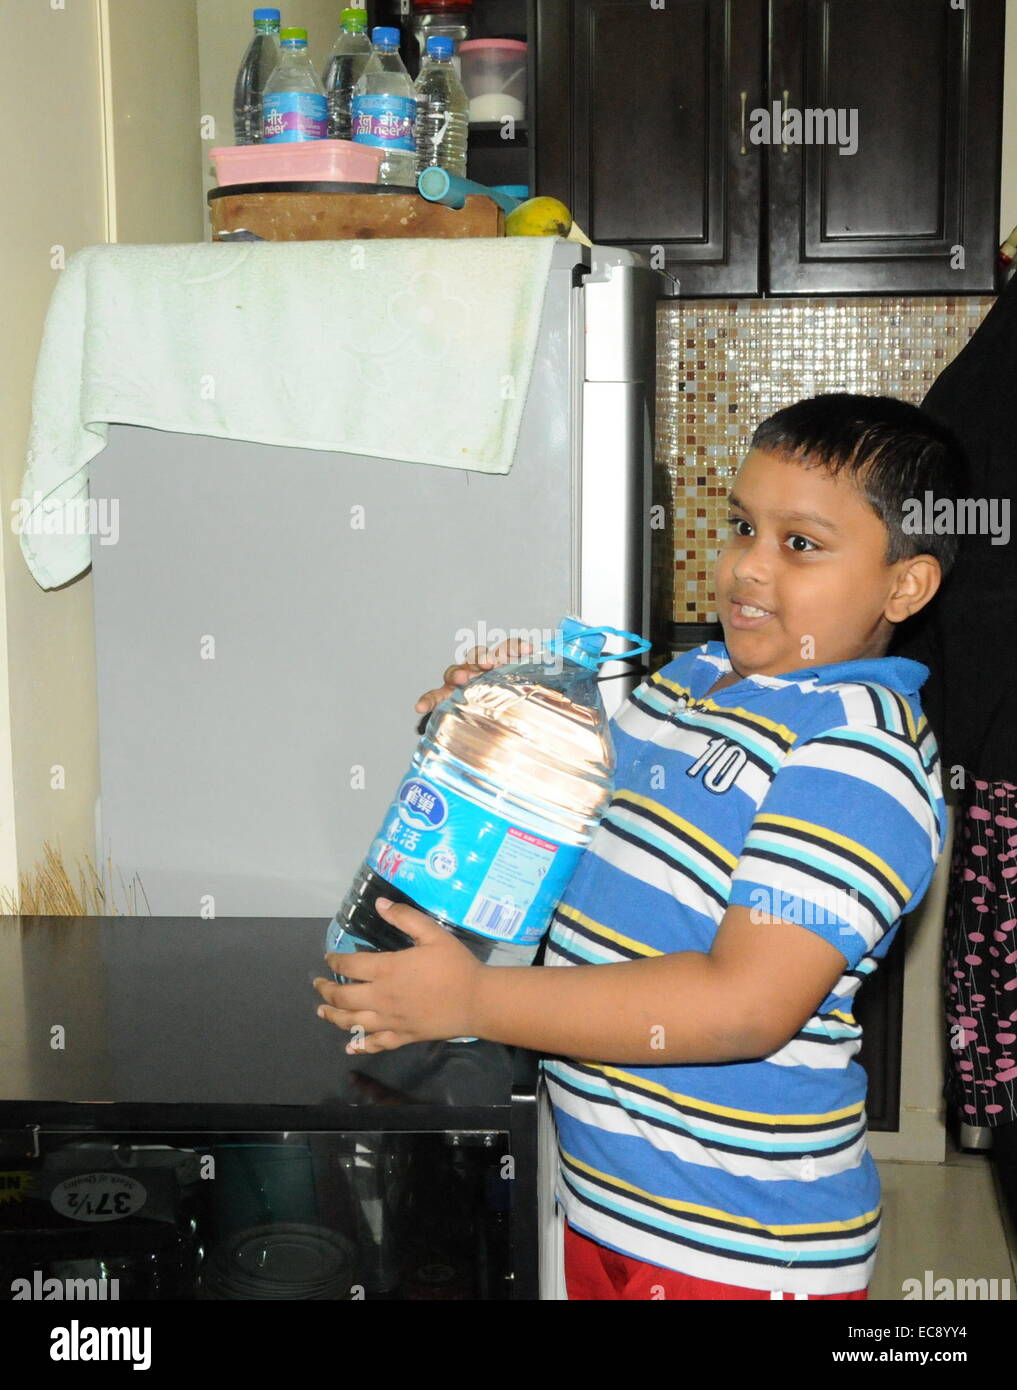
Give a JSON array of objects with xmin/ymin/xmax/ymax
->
[{"xmin": 0, "ymin": 914, "xmax": 540, "ymax": 1130}]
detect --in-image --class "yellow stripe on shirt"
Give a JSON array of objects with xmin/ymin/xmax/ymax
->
[
  {"xmin": 579, "ymin": 1063, "xmax": 866, "ymax": 1127},
  {"xmin": 753, "ymin": 812, "xmax": 911, "ymax": 901},
  {"xmin": 613, "ymin": 791, "xmax": 739, "ymax": 870},
  {"xmin": 561, "ymin": 1148, "xmax": 881, "ymax": 1236}
]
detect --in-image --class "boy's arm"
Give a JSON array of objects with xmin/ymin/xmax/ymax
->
[
  {"xmin": 471, "ymin": 902, "xmax": 848, "ymax": 1062},
  {"xmin": 317, "ymin": 899, "xmax": 847, "ymax": 1063}
]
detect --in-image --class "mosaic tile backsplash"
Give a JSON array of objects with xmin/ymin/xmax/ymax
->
[{"xmin": 654, "ymin": 297, "xmax": 994, "ymax": 629}]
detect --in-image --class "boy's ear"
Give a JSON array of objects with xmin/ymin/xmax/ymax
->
[{"xmin": 885, "ymin": 554, "xmax": 942, "ymax": 624}]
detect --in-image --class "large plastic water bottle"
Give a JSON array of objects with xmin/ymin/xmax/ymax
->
[
  {"xmin": 322, "ymin": 8, "xmax": 376, "ymax": 141},
  {"xmin": 414, "ymin": 36, "xmax": 469, "ymax": 177},
  {"xmin": 326, "ymin": 620, "xmax": 652, "ymax": 972},
  {"xmin": 351, "ymin": 27, "xmax": 419, "ymax": 186},
  {"xmin": 233, "ymin": 8, "xmax": 281, "ymax": 145},
  {"xmin": 263, "ymin": 29, "xmax": 328, "ymax": 143}
]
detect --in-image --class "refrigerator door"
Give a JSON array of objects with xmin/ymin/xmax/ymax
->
[{"xmin": 89, "ymin": 241, "xmax": 665, "ymax": 920}]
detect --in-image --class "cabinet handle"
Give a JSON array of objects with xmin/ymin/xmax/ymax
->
[
  {"xmin": 781, "ymin": 89, "xmax": 790, "ymax": 154},
  {"xmin": 739, "ymin": 91, "xmax": 748, "ymax": 154}
]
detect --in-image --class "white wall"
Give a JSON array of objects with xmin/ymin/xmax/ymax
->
[
  {"xmin": 0, "ymin": 0, "xmax": 203, "ymax": 914},
  {"xmin": 0, "ymin": 0, "xmax": 108, "ymax": 907}
]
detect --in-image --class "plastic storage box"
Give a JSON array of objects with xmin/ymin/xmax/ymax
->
[
  {"xmin": 210, "ymin": 140, "xmax": 383, "ymax": 187},
  {"xmin": 457, "ymin": 39, "xmax": 527, "ymax": 123}
]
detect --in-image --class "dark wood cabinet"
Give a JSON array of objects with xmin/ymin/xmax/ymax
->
[
  {"xmin": 534, "ymin": 0, "xmax": 1003, "ymax": 296},
  {"xmin": 538, "ymin": 0, "xmax": 764, "ymax": 294},
  {"xmin": 767, "ymin": 0, "xmax": 1004, "ymax": 293}
]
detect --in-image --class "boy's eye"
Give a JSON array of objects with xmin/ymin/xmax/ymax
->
[
  {"xmin": 728, "ymin": 515, "xmax": 753, "ymax": 537},
  {"xmin": 785, "ymin": 533, "xmax": 819, "ymax": 553}
]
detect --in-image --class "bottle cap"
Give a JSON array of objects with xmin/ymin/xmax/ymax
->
[
  {"xmin": 426, "ymin": 36, "xmax": 455, "ymax": 58},
  {"xmin": 280, "ymin": 27, "xmax": 309, "ymax": 45},
  {"xmin": 372, "ymin": 26, "xmax": 401, "ymax": 48},
  {"xmin": 253, "ymin": 8, "xmax": 281, "ymax": 21},
  {"xmin": 340, "ymin": 7, "xmax": 368, "ymax": 29},
  {"xmin": 546, "ymin": 618, "xmax": 652, "ymax": 672}
]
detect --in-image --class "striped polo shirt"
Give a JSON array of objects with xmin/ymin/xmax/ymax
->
[{"xmin": 542, "ymin": 641, "xmax": 946, "ymax": 1295}]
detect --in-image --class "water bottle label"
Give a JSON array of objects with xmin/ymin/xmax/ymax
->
[
  {"xmin": 263, "ymin": 92, "xmax": 327, "ymax": 142},
  {"xmin": 366, "ymin": 774, "xmax": 582, "ymax": 947},
  {"xmin": 351, "ymin": 94, "xmax": 417, "ymax": 151}
]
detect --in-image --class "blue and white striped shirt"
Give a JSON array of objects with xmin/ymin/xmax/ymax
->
[{"xmin": 542, "ymin": 641, "xmax": 946, "ymax": 1295}]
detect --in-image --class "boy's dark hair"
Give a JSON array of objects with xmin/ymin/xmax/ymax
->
[{"xmin": 750, "ymin": 394, "xmax": 968, "ymax": 577}]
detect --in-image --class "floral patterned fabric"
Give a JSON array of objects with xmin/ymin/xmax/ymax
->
[{"xmin": 944, "ymin": 778, "xmax": 1017, "ymax": 1126}]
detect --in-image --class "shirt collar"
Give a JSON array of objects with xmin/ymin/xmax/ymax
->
[{"xmin": 698, "ymin": 640, "xmax": 930, "ymax": 697}]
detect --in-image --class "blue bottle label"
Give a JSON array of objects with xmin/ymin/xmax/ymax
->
[
  {"xmin": 351, "ymin": 94, "xmax": 417, "ymax": 151},
  {"xmin": 263, "ymin": 92, "xmax": 327, "ymax": 142},
  {"xmin": 366, "ymin": 774, "xmax": 582, "ymax": 947}
]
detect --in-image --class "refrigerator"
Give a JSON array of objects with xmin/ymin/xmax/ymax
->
[{"xmin": 87, "ymin": 238, "xmax": 672, "ymax": 1297}]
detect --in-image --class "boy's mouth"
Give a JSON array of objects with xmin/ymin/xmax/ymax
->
[{"xmin": 729, "ymin": 599, "xmax": 775, "ymax": 628}]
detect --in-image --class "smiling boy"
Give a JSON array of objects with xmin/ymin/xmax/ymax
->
[{"xmin": 315, "ymin": 394, "xmax": 961, "ymax": 1299}]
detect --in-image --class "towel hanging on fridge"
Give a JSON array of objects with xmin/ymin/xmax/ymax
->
[{"xmin": 17, "ymin": 237, "xmax": 557, "ymax": 590}]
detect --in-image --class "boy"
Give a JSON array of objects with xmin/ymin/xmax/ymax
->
[{"xmin": 314, "ymin": 394, "xmax": 960, "ymax": 1299}]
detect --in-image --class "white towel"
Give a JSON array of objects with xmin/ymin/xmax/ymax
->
[{"xmin": 17, "ymin": 237, "xmax": 557, "ymax": 589}]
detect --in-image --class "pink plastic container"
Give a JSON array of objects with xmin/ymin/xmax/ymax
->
[{"xmin": 210, "ymin": 140, "xmax": 384, "ymax": 186}]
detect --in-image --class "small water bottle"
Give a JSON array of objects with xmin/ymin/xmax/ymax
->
[
  {"xmin": 326, "ymin": 619, "xmax": 652, "ymax": 975},
  {"xmin": 410, "ymin": 1, "xmax": 473, "ymax": 77},
  {"xmin": 414, "ymin": 36, "xmax": 469, "ymax": 177},
  {"xmin": 263, "ymin": 28, "xmax": 328, "ymax": 143},
  {"xmin": 322, "ymin": 8, "xmax": 376, "ymax": 141},
  {"xmin": 233, "ymin": 8, "xmax": 281, "ymax": 145},
  {"xmin": 352, "ymin": 27, "xmax": 419, "ymax": 186}
]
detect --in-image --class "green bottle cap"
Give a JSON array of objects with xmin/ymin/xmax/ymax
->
[
  {"xmin": 280, "ymin": 27, "xmax": 309, "ymax": 43},
  {"xmin": 340, "ymin": 8, "xmax": 368, "ymax": 30}
]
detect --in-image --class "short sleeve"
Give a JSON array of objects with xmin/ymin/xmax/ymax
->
[{"xmin": 727, "ymin": 723, "xmax": 944, "ymax": 971}]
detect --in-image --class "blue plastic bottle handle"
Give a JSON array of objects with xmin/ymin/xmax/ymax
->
[
  {"xmin": 580, "ymin": 626, "xmax": 653, "ymax": 668},
  {"xmin": 547, "ymin": 619, "xmax": 652, "ymax": 670}
]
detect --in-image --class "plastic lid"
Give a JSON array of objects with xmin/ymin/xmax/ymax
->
[
  {"xmin": 426, "ymin": 36, "xmax": 455, "ymax": 57},
  {"xmin": 254, "ymin": 8, "xmax": 281, "ymax": 21},
  {"xmin": 340, "ymin": 8, "xmax": 368, "ymax": 28},
  {"xmin": 280, "ymin": 27, "xmax": 308, "ymax": 43},
  {"xmin": 372, "ymin": 26, "xmax": 401, "ymax": 47},
  {"xmin": 457, "ymin": 38, "xmax": 528, "ymax": 53},
  {"xmin": 545, "ymin": 618, "xmax": 653, "ymax": 672}
]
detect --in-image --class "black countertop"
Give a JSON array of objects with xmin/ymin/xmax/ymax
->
[{"xmin": 0, "ymin": 917, "xmax": 541, "ymax": 1135}]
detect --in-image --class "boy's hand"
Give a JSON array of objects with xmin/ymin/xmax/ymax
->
[
  {"xmin": 313, "ymin": 899, "xmax": 483, "ymax": 1053},
  {"xmin": 413, "ymin": 636, "xmax": 535, "ymax": 716}
]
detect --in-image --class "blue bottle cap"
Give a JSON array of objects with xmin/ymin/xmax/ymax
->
[
  {"xmin": 547, "ymin": 618, "xmax": 653, "ymax": 671},
  {"xmin": 372, "ymin": 26, "xmax": 401, "ymax": 48},
  {"xmin": 254, "ymin": 8, "xmax": 281, "ymax": 20},
  {"xmin": 426, "ymin": 36, "xmax": 455, "ymax": 58}
]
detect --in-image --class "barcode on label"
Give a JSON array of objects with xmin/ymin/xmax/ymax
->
[{"xmin": 464, "ymin": 896, "xmax": 525, "ymax": 940}]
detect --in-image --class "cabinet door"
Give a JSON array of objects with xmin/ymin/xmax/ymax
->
[
  {"xmin": 538, "ymin": 0, "xmax": 764, "ymax": 295},
  {"xmin": 768, "ymin": 0, "xmax": 1003, "ymax": 294}
]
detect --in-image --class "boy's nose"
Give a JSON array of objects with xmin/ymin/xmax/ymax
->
[{"xmin": 731, "ymin": 539, "xmax": 772, "ymax": 583}]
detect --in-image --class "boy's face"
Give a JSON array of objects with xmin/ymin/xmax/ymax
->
[{"xmin": 714, "ymin": 447, "xmax": 938, "ymax": 679}]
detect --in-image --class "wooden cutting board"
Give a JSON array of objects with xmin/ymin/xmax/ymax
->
[{"xmin": 208, "ymin": 182, "xmax": 504, "ymax": 241}]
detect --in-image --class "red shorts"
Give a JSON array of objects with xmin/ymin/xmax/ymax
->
[{"xmin": 564, "ymin": 1220, "xmax": 868, "ymax": 1301}]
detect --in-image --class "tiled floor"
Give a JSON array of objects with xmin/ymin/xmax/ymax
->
[{"xmin": 872, "ymin": 1135, "xmax": 1016, "ymax": 1299}]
